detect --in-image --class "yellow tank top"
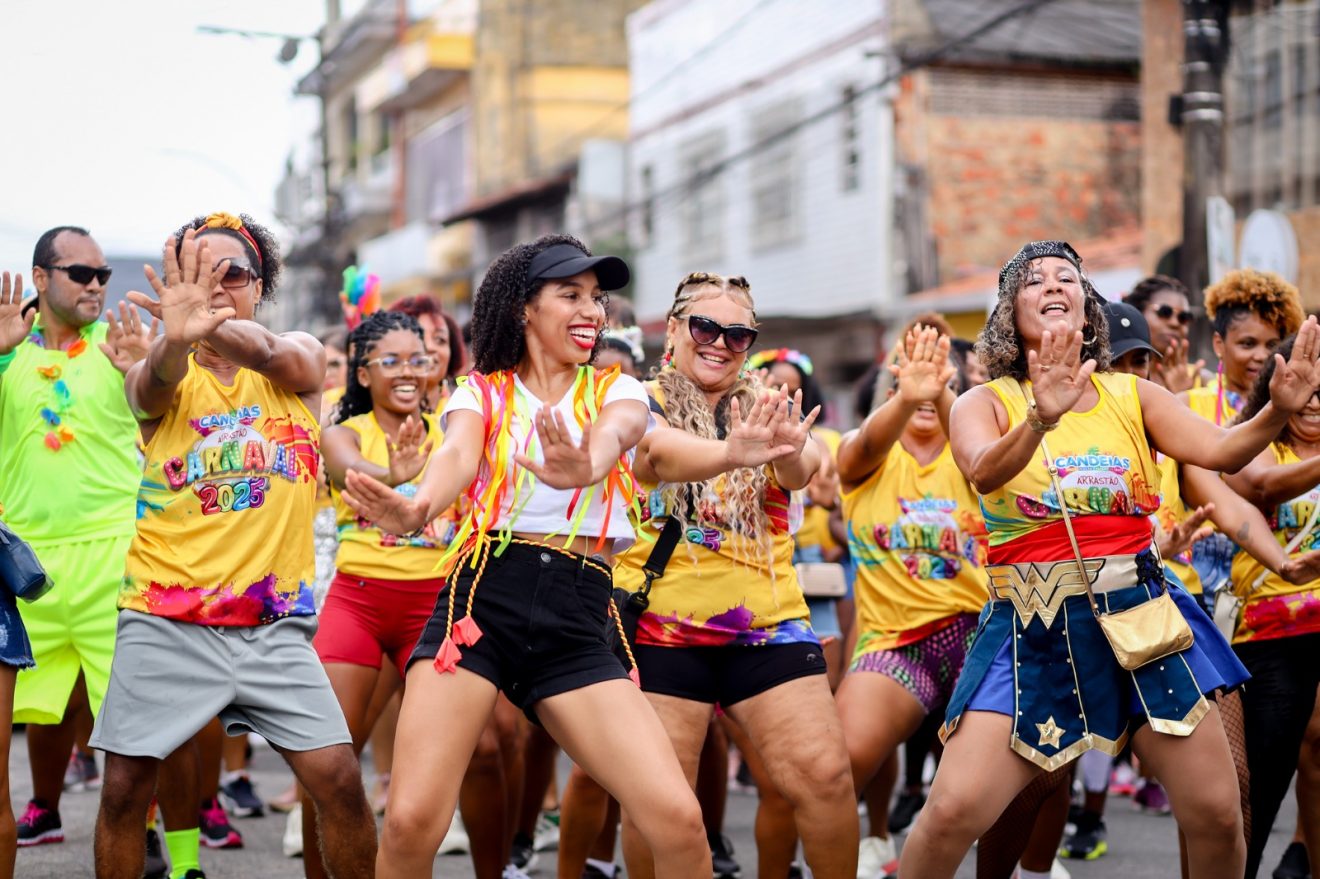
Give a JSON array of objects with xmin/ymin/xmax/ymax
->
[
  {"xmin": 1153, "ymin": 455, "xmax": 1202, "ymax": 594},
  {"xmin": 330, "ymin": 412, "xmax": 453, "ymax": 580},
  {"xmin": 979, "ymin": 374, "xmax": 1161, "ymax": 557},
  {"xmin": 1187, "ymin": 376, "xmax": 1242, "ymax": 427},
  {"xmin": 1228, "ymin": 443, "xmax": 1320, "ymax": 643},
  {"xmin": 613, "ymin": 382, "xmax": 812, "ymax": 647},
  {"xmin": 843, "ymin": 441, "xmax": 989, "ymax": 651},
  {"xmin": 121, "ymin": 358, "xmax": 320, "ymax": 625}
]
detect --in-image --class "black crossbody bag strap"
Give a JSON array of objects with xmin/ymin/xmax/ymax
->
[{"xmin": 628, "ymin": 516, "xmax": 680, "ymax": 614}]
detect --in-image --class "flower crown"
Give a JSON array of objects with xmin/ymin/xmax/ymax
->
[{"xmin": 747, "ymin": 347, "xmax": 813, "ymax": 376}]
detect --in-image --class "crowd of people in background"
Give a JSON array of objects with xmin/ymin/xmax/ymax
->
[{"xmin": 0, "ymin": 216, "xmax": 1318, "ymax": 879}]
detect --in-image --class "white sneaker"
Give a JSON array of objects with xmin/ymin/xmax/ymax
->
[
  {"xmin": 533, "ymin": 809, "xmax": 560, "ymax": 851},
  {"xmin": 437, "ymin": 811, "xmax": 469, "ymax": 856},
  {"xmin": 857, "ymin": 834, "xmax": 897, "ymax": 879},
  {"xmin": 1052, "ymin": 858, "xmax": 1072, "ymax": 879},
  {"xmin": 503, "ymin": 864, "xmax": 533, "ymax": 879},
  {"xmin": 282, "ymin": 803, "xmax": 303, "ymax": 858}
]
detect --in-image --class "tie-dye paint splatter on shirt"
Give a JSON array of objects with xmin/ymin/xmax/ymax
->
[
  {"xmin": 120, "ymin": 358, "xmax": 319, "ymax": 626},
  {"xmin": 611, "ymin": 382, "xmax": 816, "ymax": 648}
]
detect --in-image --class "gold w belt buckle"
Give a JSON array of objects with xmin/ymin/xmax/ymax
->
[{"xmin": 986, "ymin": 555, "xmax": 1138, "ymax": 627}]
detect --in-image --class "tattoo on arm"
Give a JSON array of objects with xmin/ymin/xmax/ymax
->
[{"xmin": 1236, "ymin": 523, "xmax": 1250, "ymax": 543}]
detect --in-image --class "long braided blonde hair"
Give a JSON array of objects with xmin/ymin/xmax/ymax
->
[{"xmin": 655, "ymin": 272, "xmax": 772, "ymax": 550}]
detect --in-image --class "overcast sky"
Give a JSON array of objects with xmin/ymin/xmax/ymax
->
[{"xmin": 0, "ymin": 1, "xmax": 330, "ymax": 275}]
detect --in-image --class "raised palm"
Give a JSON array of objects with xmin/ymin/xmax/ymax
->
[
  {"xmin": 892, "ymin": 325, "xmax": 955, "ymax": 403},
  {"xmin": 0, "ymin": 272, "xmax": 35, "ymax": 355},
  {"xmin": 127, "ymin": 230, "xmax": 234, "ymax": 346},
  {"xmin": 767, "ymin": 386, "xmax": 821, "ymax": 459},
  {"xmin": 99, "ymin": 301, "xmax": 159, "ymax": 375},
  {"xmin": 387, "ymin": 415, "xmax": 434, "ymax": 486},
  {"xmin": 515, "ymin": 406, "xmax": 594, "ymax": 489},
  {"xmin": 725, "ymin": 392, "xmax": 796, "ymax": 468},
  {"xmin": 1027, "ymin": 329, "xmax": 1097, "ymax": 422},
  {"xmin": 1268, "ymin": 316, "xmax": 1320, "ymax": 413}
]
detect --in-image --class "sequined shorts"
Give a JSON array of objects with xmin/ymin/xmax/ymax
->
[{"xmin": 849, "ymin": 614, "xmax": 978, "ymax": 714}]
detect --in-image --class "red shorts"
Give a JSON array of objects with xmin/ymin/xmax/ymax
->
[{"xmin": 313, "ymin": 572, "xmax": 443, "ymax": 676}]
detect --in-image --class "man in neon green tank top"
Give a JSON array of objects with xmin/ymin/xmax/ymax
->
[
  {"xmin": 0, "ymin": 226, "xmax": 156, "ymax": 852},
  {"xmin": 89, "ymin": 215, "xmax": 374, "ymax": 879}
]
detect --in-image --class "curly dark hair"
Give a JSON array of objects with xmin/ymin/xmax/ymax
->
[
  {"xmin": 389, "ymin": 294, "xmax": 466, "ymax": 379},
  {"xmin": 976, "ymin": 248, "xmax": 1111, "ymax": 381},
  {"xmin": 1237, "ymin": 332, "xmax": 1298, "ymax": 448},
  {"xmin": 336, "ymin": 311, "xmax": 427, "ymax": 424},
  {"xmin": 469, "ymin": 234, "xmax": 605, "ymax": 374},
  {"xmin": 1205, "ymin": 268, "xmax": 1303, "ymax": 340},
  {"xmin": 1124, "ymin": 275, "xmax": 1189, "ymax": 313},
  {"xmin": 174, "ymin": 213, "xmax": 282, "ymax": 302}
]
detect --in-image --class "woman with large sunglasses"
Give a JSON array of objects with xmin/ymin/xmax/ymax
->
[
  {"xmin": 896, "ymin": 240, "xmax": 1320, "ymax": 879},
  {"xmin": 338, "ymin": 234, "xmax": 711, "ymax": 879},
  {"xmin": 1123, "ymin": 275, "xmax": 1202, "ymax": 394},
  {"xmin": 614, "ymin": 271, "xmax": 857, "ymax": 879}
]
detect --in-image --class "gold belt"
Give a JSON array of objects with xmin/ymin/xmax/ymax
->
[{"xmin": 986, "ymin": 554, "xmax": 1139, "ymax": 628}]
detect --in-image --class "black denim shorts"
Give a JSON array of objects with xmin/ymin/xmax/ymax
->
[
  {"xmin": 633, "ymin": 640, "xmax": 826, "ymax": 707},
  {"xmin": 410, "ymin": 541, "xmax": 629, "ymax": 718}
]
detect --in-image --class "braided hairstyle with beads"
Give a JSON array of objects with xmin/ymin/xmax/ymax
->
[{"xmin": 335, "ymin": 311, "xmax": 427, "ymax": 424}]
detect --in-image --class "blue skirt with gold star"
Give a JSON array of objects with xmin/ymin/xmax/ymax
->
[{"xmin": 940, "ymin": 552, "xmax": 1248, "ymax": 769}]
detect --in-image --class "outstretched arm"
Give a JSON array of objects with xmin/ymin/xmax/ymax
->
[{"xmin": 204, "ymin": 323, "xmax": 325, "ymax": 396}]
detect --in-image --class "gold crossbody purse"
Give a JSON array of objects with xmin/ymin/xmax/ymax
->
[{"xmin": 1024, "ymin": 383, "xmax": 1194, "ymax": 670}]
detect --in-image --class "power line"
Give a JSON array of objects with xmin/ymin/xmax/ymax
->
[{"xmin": 583, "ymin": 0, "xmax": 1066, "ymax": 237}]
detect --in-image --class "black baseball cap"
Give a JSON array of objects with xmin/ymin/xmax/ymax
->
[
  {"xmin": 1103, "ymin": 300, "xmax": 1162, "ymax": 360},
  {"xmin": 526, "ymin": 243, "xmax": 630, "ymax": 291}
]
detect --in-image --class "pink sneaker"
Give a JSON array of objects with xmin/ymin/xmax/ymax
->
[
  {"xmin": 199, "ymin": 797, "xmax": 244, "ymax": 849},
  {"xmin": 16, "ymin": 799, "xmax": 63, "ymax": 846}
]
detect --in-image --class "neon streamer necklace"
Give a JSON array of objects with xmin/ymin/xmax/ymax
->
[{"xmin": 29, "ymin": 326, "xmax": 89, "ymax": 452}]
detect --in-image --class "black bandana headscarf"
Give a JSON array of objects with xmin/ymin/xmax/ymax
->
[{"xmin": 997, "ymin": 240, "xmax": 1087, "ymax": 301}]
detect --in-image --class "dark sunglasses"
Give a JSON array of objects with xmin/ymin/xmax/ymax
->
[
  {"xmin": 216, "ymin": 263, "xmax": 259, "ymax": 290},
  {"xmin": 686, "ymin": 314, "xmax": 758, "ymax": 353},
  {"xmin": 1153, "ymin": 303, "xmax": 1194, "ymax": 325},
  {"xmin": 44, "ymin": 264, "xmax": 111, "ymax": 286}
]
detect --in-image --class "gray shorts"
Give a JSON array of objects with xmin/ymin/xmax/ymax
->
[{"xmin": 90, "ymin": 611, "xmax": 351, "ymax": 759}]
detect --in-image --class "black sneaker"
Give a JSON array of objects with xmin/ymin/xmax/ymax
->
[
  {"xmin": 16, "ymin": 799, "xmax": 63, "ymax": 846},
  {"xmin": 1273, "ymin": 840, "xmax": 1311, "ymax": 879},
  {"xmin": 144, "ymin": 828, "xmax": 169, "ymax": 879},
  {"xmin": 219, "ymin": 774, "xmax": 265, "ymax": 818},
  {"xmin": 510, "ymin": 831, "xmax": 537, "ymax": 871},
  {"xmin": 887, "ymin": 789, "xmax": 926, "ymax": 835},
  {"xmin": 1059, "ymin": 811, "xmax": 1108, "ymax": 860},
  {"xmin": 709, "ymin": 831, "xmax": 740, "ymax": 878},
  {"xmin": 582, "ymin": 863, "xmax": 621, "ymax": 878},
  {"xmin": 182, "ymin": 871, "xmax": 208, "ymax": 879}
]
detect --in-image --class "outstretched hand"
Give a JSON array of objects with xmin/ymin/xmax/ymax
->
[
  {"xmin": 1027, "ymin": 329, "xmax": 1097, "ymax": 423},
  {"xmin": 889, "ymin": 324, "xmax": 956, "ymax": 403},
  {"xmin": 766, "ymin": 385, "xmax": 821, "ymax": 462},
  {"xmin": 1152, "ymin": 338, "xmax": 1204, "ymax": 395},
  {"xmin": 0, "ymin": 272, "xmax": 35, "ymax": 355},
  {"xmin": 342, "ymin": 469, "xmax": 428, "ymax": 534},
  {"xmin": 1155, "ymin": 504, "xmax": 1214, "ymax": 563},
  {"xmin": 387, "ymin": 415, "xmax": 434, "ymax": 486},
  {"xmin": 99, "ymin": 301, "xmax": 159, "ymax": 375},
  {"xmin": 1268, "ymin": 316, "xmax": 1320, "ymax": 414},
  {"xmin": 724, "ymin": 391, "xmax": 801, "ymax": 468},
  {"xmin": 127, "ymin": 230, "xmax": 235, "ymax": 347},
  {"xmin": 1281, "ymin": 546, "xmax": 1320, "ymax": 585},
  {"xmin": 515, "ymin": 406, "xmax": 594, "ymax": 489}
]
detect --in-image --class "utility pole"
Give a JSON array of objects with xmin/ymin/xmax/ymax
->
[{"xmin": 1179, "ymin": 0, "xmax": 1228, "ymax": 356}]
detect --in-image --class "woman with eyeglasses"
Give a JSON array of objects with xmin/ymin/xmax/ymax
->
[
  {"xmin": 612, "ymin": 272, "xmax": 857, "ymax": 879},
  {"xmin": 896, "ymin": 240, "xmax": 1320, "ymax": 879},
  {"xmin": 338, "ymin": 235, "xmax": 711, "ymax": 879}
]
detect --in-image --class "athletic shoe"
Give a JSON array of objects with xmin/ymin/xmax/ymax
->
[
  {"xmin": 1272, "ymin": 840, "xmax": 1311, "ymax": 879},
  {"xmin": 1051, "ymin": 858, "xmax": 1072, "ymax": 879},
  {"xmin": 437, "ymin": 811, "xmax": 470, "ymax": 855},
  {"xmin": 268, "ymin": 783, "xmax": 300, "ymax": 814},
  {"xmin": 582, "ymin": 860, "xmax": 621, "ymax": 878},
  {"xmin": 182, "ymin": 871, "xmax": 208, "ymax": 879},
  {"xmin": 534, "ymin": 808, "xmax": 561, "ymax": 851},
  {"xmin": 510, "ymin": 831, "xmax": 537, "ymax": 871},
  {"xmin": 1133, "ymin": 780, "xmax": 1171, "ymax": 815},
  {"xmin": 200, "ymin": 796, "xmax": 244, "ymax": 849},
  {"xmin": 283, "ymin": 803, "xmax": 303, "ymax": 858},
  {"xmin": 710, "ymin": 831, "xmax": 741, "ymax": 878},
  {"xmin": 888, "ymin": 790, "xmax": 926, "ymax": 835},
  {"xmin": 219, "ymin": 773, "xmax": 265, "ymax": 818},
  {"xmin": 1108, "ymin": 763, "xmax": 1137, "ymax": 797},
  {"xmin": 858, "ymin": 834, "xmax": 897, "ymax": 878},
  {"xmin": 16, "ymin": 799, "xmax": 63, "ymax": 846},
  {"xmin": 1058, "ymin": 812, "xmax": 1107, "ymax": 860},
  {"xmin": 788, "ymin": 862, "xmax": 814, "ymax": 879},
  {"xmin": 503, "ymin": 864, "xmax": 533, "ymax": 879},
  {"xmin": 144, "ymin": 828, "xmax": 170, "ymax": 879},
  {"xmin": 63, "ymin": 749, "xmax": 101, "ymax": 792}
]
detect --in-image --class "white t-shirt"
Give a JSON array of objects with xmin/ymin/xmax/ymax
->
[{"xmin": 442, "ymin": 370, "xmax": 648, "ymax": 541}]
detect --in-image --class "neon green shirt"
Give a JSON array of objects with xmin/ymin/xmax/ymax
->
[{"xmin": 0, "ymin": 322, "xmax": 140, "ymax": 544}]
